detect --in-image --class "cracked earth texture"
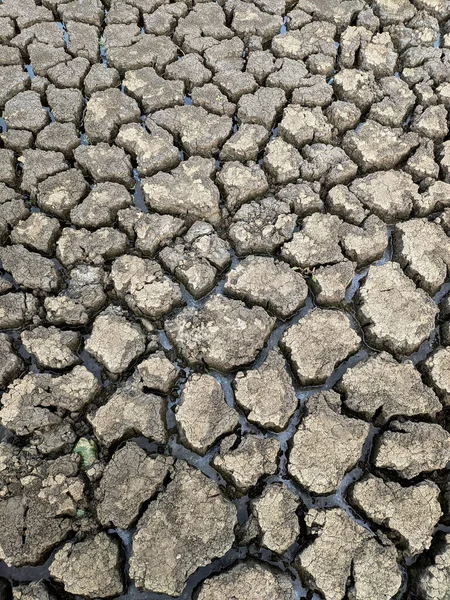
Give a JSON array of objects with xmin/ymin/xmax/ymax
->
[{"xmin": 1, "ymin": 0, "xmax": 450, "ymax": 599}]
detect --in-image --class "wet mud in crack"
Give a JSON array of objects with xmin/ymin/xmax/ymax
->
[{"xmin": 1, "ymin": 0, "xmax": 450, "ymax": 599}]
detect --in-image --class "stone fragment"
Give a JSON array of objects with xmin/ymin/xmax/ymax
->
[
  {"xmin": 111, "ymin": 255, "xmax": 183, "ymax": 319},
  {"xmin": 0, "ymin": 66, "xmax": 29, "ymax": 108},
  {"xmin": 268, "ymin": 60, "xmax": 312, "ymax": 94},
  {"xmin": 123, "ymin": 66, "xmax": 184, "ymax": 113},
  {"xmin": 106, "ymin": 34, "xmax": 178, "ymax": 74},
  {"xmin": 11, "ymin": 213, "xmax": 60, "ymax": 254},
  {"xmin": 0, "ymin": 446, "xmax": 84, "ymax": 567},
  {"xmin": 66, "ymin": 21, "xmax": 99, "ymax": 63},
  {"xmin": 35, "ymin": 122, "xmax": 80, "ymax": 157},
  {"xmin": 300, "ymin": 143, "xmax": 358, "ymax": 188},
  {"xmin": 84, "ymin": 63, "xmax": 121, "ymax": 96},
  {"xmin": 20, "ymin": 150, "xmax": 68, "ymax": 199},
  {"xmin": 325, "ymin": 100, "xmax": 361, "ymax": 133},
  {"xmin": 0, "ymin": 149, "xmax": 16, "ymax": 187},
  {"xmin": 129, "ymin": 462, "xmax": 237, "ymax": 595},
  {"xmin": 165, "ymin": 53, "xmax": 211, "ymax": 89},
  {"xmin": 237, "ymin": 87, "xmax": 286, "ymax": 129},
  {"xmin": 349, "ymin": 170, "xmax": 420, "ymax": 223},
  {"xmin": 411, "ymin": 105, "xmax": 448, "ymax": 141},
  {"xmin": 0, "ymin": 335, "xmax": 23, "ymax": 389},
  {"xmin": 191, "ymin": 83, "xmax": 235, "ymax": 117},
  {"xmin": 279, "ymin": 105, "xmax": 333, "ymax": 147},
  {"xmin": 281, "ymin": 213, "xmax": 345, "ymax": 268},
  {"xmin": 281, "ymin": 309, "xmax": 360, "ymax": 385},
  {"xmin": 135, "ymin": 351, "xmax": 179, "ymax": 394},
  {"xmin": 213, "ymin": 70, "xmax": 258, "ymax": 103},
  {"xmin": 272, "ymin": 21, "xmax": 337, "ymax": 75},
  {"xmin": 340, "ymin": 215, "xmax": 388, "ymax": 266},
  {"xmin": 118, "ymin": 207, "xmax": 185, "ymax": 257},
  {"xmin": 152, "ymin": 105, "xmax": 232, "ymax": 157},
  {"xmin": 0, "ymin": 366, "xmax": 99, "ymax": 436},
  {"xmin": 116, "ymin": 122, "xmax": 179, "ymax": 177},
  {"xmin": 213, "ymin": 434, "xmax": 279, "ymax": 492},
  {"xmin": 276, "ymin": 183, "xmax": 321, "ymax": 217},
  {"xmin": 58, "ymin": 0, "xmax": 104, "ymax": 27},
  {"xmin": 37, "ymin": 169, "xmax": 88, "ymax": 219},
  {"xmin": 263, "ymin": 138, "xmax": 302, "ymax": 184},
  {"xmin": 394, "ymin": 219, "xmax": 450, "ymax": 294},
  {"xmin": 343, "ymin": 120, "xmax": 418, "ymax": 172},
  {"xmin": 176, "ymin": 374, "xmax": 238, "ymax": 455},
  {"xmin": 47, "ymin": 56, "xmax": 90, "ymax": 88},
  {"xmin": 0, "ymin": 292, "xmax": 39, "ymax": 330},
  {"xmin": 311, "ymin": 261, "xmax": 356, "ymax": 305},
  {"xmin": 424, "ymin": 347, "xmax": 450, "ymax": 404},
  {"xmin": 219, "ymin": 124, "xmax": 268, "ymax": 162},
  {"xmin": 165, "ymin": 296, "xmax": 275, "ymax": 371},
  {"xmin": 46, "ymin": 85, "xmax": 84, "ymax": 124},
  {"xmin": 217, "ymin": 161, "xmax": 268, "ymax": 212},
  {"xmin": 415, "ymin": 533, "xmax": 450, "ymax": 600},
  {"xmin": 44, "ymin": 296, "xmax": 89, "ymax": 327},
  {"xmin": 159, "ymin": 221, "xmax": 230, "ymax": 298},
  {"xmin": 3, "ymin": 91, "xmax": 48, "ymax": 134},
  {"xmin": 12, "ymin": 583, "xmax": 54, "ymax": 600},
  {"xmin": 357, "ymin": 262, "xmax": 438, "ymax": 355},
  {"xmin": 56, "ymin": 227, "xmax": 127, "ymax": 267}
]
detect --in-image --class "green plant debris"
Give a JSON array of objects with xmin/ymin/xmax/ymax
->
[{"xmin": 73, "ymin": 437, "xmax": 97, "ymax": 468}]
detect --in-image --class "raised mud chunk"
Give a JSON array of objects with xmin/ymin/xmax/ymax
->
[
  {"xmin": 129, "ymin": 462, "xmax": 237, "ymax": 595},
  {"xmin": 196, "ymin": 561, "xmax": 295, "ymax": 600},
  {"xmin": 85, "ymin": 307, "xmax": 146, "ymax": 374},
  {"xmin": 165, "ymin": 296, "xmax": 275, "ymax": 372},
  {"xmin": 252, "ymin": 484, "xmax": 300, "ymax": 554},
  {"xmin": 224, "ymin": 255, "xmax": 308, "ymax": 319},
  {"xmin": 289, "ymin": 390, "xmax": 369, "ymax": 495},
  {"xmin": 49, "ymin": 533, "xmax": 124, "ymax": 598},
  {"xmin": 96, "ymin": 442, "xmax": 173, "ymax": 529},
  {"xmin": 350, "ymin": 475, "xmax": 442, "ymax": 556},
  {"xmin": 175, "ymin": 374, "xmax": 239, "ymax": 455},
  {"xmin": 374, "ymin": 420, "xmax": 450, "ymax": 479},
  {"xmin": 297, "ymin": 508, "xmax": 402, "ymax": 600},
  {"xmin": 213, "ymin": 434, "xmax": 280, "ymax": 492},
  {"xmin": 233, "ymin": 349, "xmax": 298, "ymax": 431},
  {"xmin": 339, "ymin": 352, "xmax": 441, "ymax": 423},
  {"xmin": 281, "ymin": 309, "xmax": 360, "ymax": 385},
  {"xmin": 356, "ymin": 262, "xmax": 438, "ymax": 356}
]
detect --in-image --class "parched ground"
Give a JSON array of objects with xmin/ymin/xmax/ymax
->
[{"xmin": 1, "ymin": 0, "xmax": 450, "ymax": 599}]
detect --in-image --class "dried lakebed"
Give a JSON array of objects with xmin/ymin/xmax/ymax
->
[{"xmin": 1, "ymin": 0, "xmax": 450, "ymax": 599}]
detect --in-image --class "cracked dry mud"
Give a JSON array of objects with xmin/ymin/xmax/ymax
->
[{"xmin": 1, "ymin": 1, "xmax": 450, "ymax": 600}]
